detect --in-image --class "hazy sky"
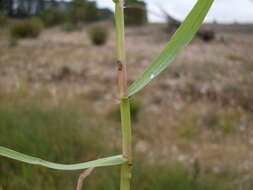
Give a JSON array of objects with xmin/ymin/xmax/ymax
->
[{"xmin": 96, "ymin": 0, "xmax": 253, "ymax": 23}]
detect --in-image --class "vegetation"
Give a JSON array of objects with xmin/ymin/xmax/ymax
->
[
  {"xmin": 133, "ymin": 160, "xmax": 231, "ymax": 190},
  {"xmin": 88, "ymin": 25, "xmax": 108, "ymax": 46},
  {"xmin": 0, "ymin": 104, "xmax": 109, "ymax": 190},
  {"xmin": 0, "ymin": 0, "xmax": 103, "ymax": 23},
  {"xmin": 39, "ymin": 1, "xmax": 102, "ymax": 27},
  {"xmin": 0, "ymin": 0, "xmax": 214, "ymax": 190},
  {"xmin": 9, "ymin": 18, "xmax": 43, "ymax": 39},
  {"xmin": 0, "ymin": 98, "xmax": 231, "ymax": 190},
  {"xmin": 0, "ymin": 0, "xmax": 52, "ymax": 17},
  {"xmin": 0, "ymin": 12, "xmax": 8, "ymax": 26},
  {"xmin": 68, "ymin": 0, "xmax": 100, "ymax": 24},
  {"xmin": 40, "ymin": 8, "xmax": 65, "ymax": 27},
  {"xmin": 125, "ymin": 0, "xmax": 147, "ymax": 26},
  {"xmin": 1, "ymin": 0, "xmax": 110, "ymax": 27}
]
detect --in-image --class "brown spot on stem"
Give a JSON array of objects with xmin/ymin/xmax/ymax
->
[{"xmin": 117, "ymin": 60, "xmax": 123, "ymax": 71}]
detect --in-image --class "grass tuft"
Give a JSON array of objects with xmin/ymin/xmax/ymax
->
[
  {"xmin": 9, "ymin": 18, "xmax": 43, "ymax": 39},
  {"xmin": 88, "ymin": 25, "xmax": 108, "ymax": 46}
]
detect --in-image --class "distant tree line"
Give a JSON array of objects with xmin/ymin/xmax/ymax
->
[
  {"xmin": 0, "ymin": 0, "xmax": 44, "ymax": 17},
  {"xmin": 0, "ymin": 0, "xmax": 148, "ymax": 25},
  {"xmin": 125, "ymin": 0, "xmax": 147, "ymax": 26},
  {"xmin": 0, "ymin": 0, "xmax": 113, "ymax": 20}
]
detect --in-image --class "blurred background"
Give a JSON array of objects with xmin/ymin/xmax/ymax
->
[{"xmin": 0, "ymin": 0, "xmax": 253, "ymax": 190}]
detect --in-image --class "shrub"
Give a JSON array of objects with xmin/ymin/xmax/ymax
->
[
  {"xmin": 84, "ymin": 1, "xmax": 100, "ymax": 22},
  {"xmin": 88, "ymin": 25, "xmax": 108, "ymax": 46},
  {"xmin": 40, "ymin": 8, "xmax": 65, "ymax": 27},
  {"xmin": 9, "ymin": 18, "xmax": 43, "ymax": 39},
  {"xmin": 0, "ymin": 13, "xmax": 8, "ymax": 26},
  {"xmin": 125, "ymin": 0, "xmax": 147, "ymax": 26},
  {"xmin": 67, "ymin": 0, "xmax": 100, "ymax": 24}
]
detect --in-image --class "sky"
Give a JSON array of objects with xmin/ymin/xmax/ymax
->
[{"xmin": 95, "ymin": 0, "xmax": 253, "ymax": 23}]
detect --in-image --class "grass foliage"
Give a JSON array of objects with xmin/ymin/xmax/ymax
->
[
  {"xmin": 9, "ymin": 18, "xmax": 43, "ymax": 39},
  {"xmin": 39, "ymin": 1, "xmax": 100, "ymax": 27},
  {"xmin": 40, "ymin": 9, "xmax": 65, "ymax": 27},
  {"xmin": 0, "ymin": 13, "xmax": 8, "ymax": 26},
  {"xmin": 0, "ymin": 104, "xmax": 108, "ymax": 190},
  {"xmin": 125, "ymin": 0, "xmax": 147, "ymax": 26},
  {"xmin": 88, "ymin": 25, "xmax": 108, "ymax": 46},
  {"xmin": 0, "ymin": 0, "xmax": 224, "ymax": 189},
  {"xmin": 174, "ymin": 108, "xmax": 244, "ymax": 139},
  {"xmin": 0, "ymin": 96, "xmax": 231, "ymax": 190},
  {"xmin": 68, "ymin": 0, "xmax": 100, "ymax": 24},
  {"xmin": 133, "ymin": 159, "xmax": 230, "ymax": 190}
]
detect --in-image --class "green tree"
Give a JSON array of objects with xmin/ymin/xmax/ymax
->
[
  {"xmin": 0, "ymin": 0, "xmax": 5, "ymax": 11},
  {"xmin": 36, "ymin": 0, "xmax": 45, "ymax": 15},
  {"xmin": 0, "ymin": 0, "xmax": 13, "ymax": 15},
  {"xmin": 8, "ymin": 0, "xmax": 14, "ymax": 16},
  {"xmin": 67, "ymin": 0, "xmax": 99, "ymax": 23},
  {"xmin": 125, "ymin": 0, "xmax": 147, "ymax": 26}
]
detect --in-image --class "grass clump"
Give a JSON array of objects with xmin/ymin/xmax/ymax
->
[
  {"xmin": 133, "ymin": 157, "xmax": 231, "ymax": 190},
  {"xmin": 219, "ymin": 111, "xmax": 241, "ymax": 134},
  {"xmin": 0, "ymin": 104, "xmax": 108, "ymax": 190},
  {"xmin": 40, "ymin": 9, "xmax": 65, "ymax": 27},
  {"xmin": 88, "ymin": 25, "xmax": 108, "ymax": 46},
  {"xmin": 84, "ymin": 156, "xmax": 231, "ymax": 190},
  {"xmin": 68, "ymin": 0, "xmax": 100, "ymax": 24},
  {"xmin": 9, "ymin": 18, "xmax": 43, "ymax": 39},
  {"xmin": 176, "ymin": 114, "xmax": 199, "ymax": 138},
  {"xmin": 202, "ymin": 110, "xmax": 243, "ymax": 134},
  {"xmin": 0, "ymin": 92, "xmax": 234, "ymax": 190},
  {"xmin": 0, "ymin": 13, "xmax": 8, "ymax": 26},
  {"xmin": 124, "ymin": 0, "xmax": 147, "ymax": 26}
]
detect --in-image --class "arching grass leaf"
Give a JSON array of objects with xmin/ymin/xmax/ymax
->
[
  {"xmin": 128, "ymin": 0, "xmax": 214, "ymax": 96},
  {"xmin": 0, "ymin": 146, "xmax": 126, "ymax": 170}
]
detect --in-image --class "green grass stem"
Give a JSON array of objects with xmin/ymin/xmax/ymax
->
[{"xmin": 114, "ymin": 1, "xmax": 133, "ymax": 190}]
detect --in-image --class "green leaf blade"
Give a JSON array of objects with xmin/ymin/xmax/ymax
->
[
  {"xmin": 0, "ymin": 146, "xmax": 126, "ymax": 171},
  {"xmin": 128, "ymin": 0, "xmax": 214, "ymax": 96}
]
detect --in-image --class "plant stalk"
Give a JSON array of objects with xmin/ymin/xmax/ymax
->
[
  {"xmin": 114, "ymin": 0, "xmax": 132, "ymax": 190},
  {"xmin": 120, "ymin": 98, "xmax": 132, "ymax": 190},
  {"xmin": 115, "ymin": 0, "xmax": 128, "ymax": 98}
]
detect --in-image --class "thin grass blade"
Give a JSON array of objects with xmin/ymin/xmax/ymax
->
[
  {"xmin": 0, "ymin": 146, "xmax": 126, "ymax": 170},
  {"xmin": 128, "ymin": 0, "xmax": 214, "ymax": 96}
]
